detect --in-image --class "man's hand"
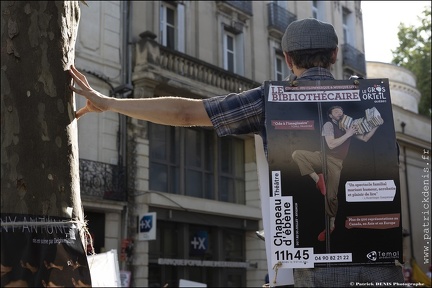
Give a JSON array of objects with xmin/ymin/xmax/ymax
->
[
  {"xmin": 69, "ymin": 65, "xmax": 111, "ymax": 119},
  {"xmin": 346, "ymin": 124, "xmax": 358, "ymax": 136},
  {"xmin": 69, "ymin": 65, "xmax": 213, "ymax": 127}
]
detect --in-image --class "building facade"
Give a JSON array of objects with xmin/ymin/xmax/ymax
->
[
  {"xmin": 75, "ymin": 1, "xmax": 373, "ymax": 287},
  {"xmin": 366, "ymin": 61, "xmax": 431, "ymax": 277}
]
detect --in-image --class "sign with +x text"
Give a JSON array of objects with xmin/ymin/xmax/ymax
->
[{"xmin": 138, "ymin": 212, "xmax": 157, "ymax": 241}]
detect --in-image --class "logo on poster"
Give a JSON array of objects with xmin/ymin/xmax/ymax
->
[
  {"xmin": 367, "ymin": 251, "xmax": 377, "ymax": 261},
  {"xmin": 361, "ymin": 85, "xmax": 387, "ymax": 103},
  {"xmin": 367, "ymin": 250, "xmax": 400, "ymax": 261}
]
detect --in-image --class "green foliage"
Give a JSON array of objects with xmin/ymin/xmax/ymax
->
[{"xmin": 392, "ymin": 6, "xmax": 431, "ymax": 117}]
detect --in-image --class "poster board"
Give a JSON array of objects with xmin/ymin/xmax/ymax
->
[
  {"xmin": 255, "ymin": 135, "xmax": 294, "ymax": 286},
  {"xmin": 263, "ymin": 79, "xmax": 402, "ymax": 269}
]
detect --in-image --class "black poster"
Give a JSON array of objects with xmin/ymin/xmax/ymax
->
[
  {"xmin": 264, "ymin": 79, "xmax": 402, "ymax": 268},
  {"xmin": 1, "ymin": 213, "xmax": 92, "ymax": 287}
]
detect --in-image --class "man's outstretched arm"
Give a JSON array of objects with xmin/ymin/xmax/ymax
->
[{"xmin": 69, "ymin": 65, "xmax": 213, "ymax": 127}]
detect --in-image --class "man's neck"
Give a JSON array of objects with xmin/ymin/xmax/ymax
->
[{"xmin": 293, "ymin": 67, "xmax": 307, "ymax": 77}]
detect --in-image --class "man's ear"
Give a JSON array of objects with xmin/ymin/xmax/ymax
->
[{"xmin": 331, "ymin": 47, "xmax": 339, "ymax": 64}]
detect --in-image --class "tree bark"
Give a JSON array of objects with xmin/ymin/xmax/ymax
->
[
  {"xmin": 1, "ymin": 0, "xmax": 82, "ymax": 223},
  {"xmin": 1, "ymin": 1, "xmax": 91, "ymax": 286}
]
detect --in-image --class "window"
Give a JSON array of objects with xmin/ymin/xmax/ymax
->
[
  {"xmin": 218, "ymin": 137, "xmax": 245, "ymax": 203},
  {"xmin": 312, "ymin": 0, "xmax": 318, "ymax": 19},
  {"xmin": 223, "ymin": 229, "xmax": 244, "ymax": 261},
  {"xmin": 342, "ymin": 8, "xmax": 352, "ymax": 44},
  {"xmin": 185, "ymin": 128, "xmax": 215, "ymax": 199},
  {"xmin": 149, "ymin": 221, "xmax": 246, "ymax": 287},
  {"xmin": 149, "ymin": 124, "xmax": 245, "ymax": 204},
  {"xmin": 148, "ymin": 221, "xmax": 181, "ymax": 287},
  {"xmin": 275, "ymin": 52, "xmax": 289, "ymax": 81},
  {"xmin": 85, "ymin": 212, "xmax": 105, "ymax": 255},
  {"xmin": 274, "ymin": 0, "xmax": 288, "ymax": 10},
  {"xmin": 160, "ymin": 2, "xmax": 176, "ymax": 49},
  {"xmin": 149, "ymin": 124, "xmax": 181, "ymax": 194},
  {"xmin": 222, "ymin": 27, "xmax": 245, "ymax": 75},
  {"xmin": 223, "ymin": 32, "xmax": 236, "ymax": 73},
  {"xmin": 160, "ymin": 2, "xmax": 185, "ymax": 52},
  {"xmin": 312, "ymin": 0, "xmax": 326, "ymax": 21}
]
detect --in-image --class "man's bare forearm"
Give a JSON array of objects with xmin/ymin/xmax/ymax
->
[
  {"xmin": 108, "ymin": 97, "xmax": 213, "ymax": 127},
  {"xmin": 70, "ymin": 65, "xmax": 213, "ymax": 126}
]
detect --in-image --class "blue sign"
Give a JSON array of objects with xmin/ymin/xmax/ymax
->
[
  {"xmin": 138, "ymin": 212, "xmax": 156, "ymax": 241},
  {"xmin": 140, "ymin": 215, "xmax": 153, "ymax": 232},
  {"xmin": 190, "ymin": 230, "xmax": 208, "ymax": 255}
]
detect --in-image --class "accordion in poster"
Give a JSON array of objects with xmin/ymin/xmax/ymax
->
[{"xmin": 263, "ymin": 78, "xmax": 402, "ymax": 269}]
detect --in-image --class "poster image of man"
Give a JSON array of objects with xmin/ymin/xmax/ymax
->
[{"xmin": 291, "ymin": 105, "xmax": 383, "ymax": 242}]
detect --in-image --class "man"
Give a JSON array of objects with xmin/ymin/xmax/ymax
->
[
  {"xmin": 70, "ymin": 18, "xmax": 404, "ymax": 287},
  {"xmin": 292, "ymin": 106, "xmax": 381, "ymax": 242}
]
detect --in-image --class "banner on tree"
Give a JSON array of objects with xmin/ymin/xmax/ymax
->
[{"xmin": 1, "ymin": 213, "xmax": 91, "ymax": 287}]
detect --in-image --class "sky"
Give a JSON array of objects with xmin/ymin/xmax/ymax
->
[{"xmin": 361, "ymin": 1, "xmax": 430, "ymax": 63}]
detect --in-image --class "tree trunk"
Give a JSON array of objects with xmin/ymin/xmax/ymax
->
[{"xmin": 1, "ymin": 1, "xmax": 91, "ymax": 286}]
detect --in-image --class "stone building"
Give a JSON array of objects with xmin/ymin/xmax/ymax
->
[
  {"xmin": 74, "ymin": 1, "xmax": 373, "ymax": 287},
  {"xmin": 367, "ymin": 61, "xmax": 431, "ymax": 276}
]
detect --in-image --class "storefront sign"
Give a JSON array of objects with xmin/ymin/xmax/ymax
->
[
  {"xmin": 157, "ymin": 258, "xmax": 254, "ymax": 268},
  {"xmin": 189, "ymin": 230, "xmax": 208, "ymax": 256}
]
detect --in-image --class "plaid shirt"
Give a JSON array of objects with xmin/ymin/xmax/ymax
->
[
  {"xmin": 204, "ymin": 68, "xmax": 405, "ymax": 286},
  {"xmin": 203, "ymin": 67, "xmax": 335, "ymax": 152}
]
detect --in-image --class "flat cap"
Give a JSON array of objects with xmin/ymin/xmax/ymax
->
[{"xmin": 282, "ymin": 18, "xmax": 338, "ymax": 52}]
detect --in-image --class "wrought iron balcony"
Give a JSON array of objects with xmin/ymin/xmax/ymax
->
[
  {"xmin": 267, "ymin": 2, "xmax": 297, "ymax": 37},
  {"xmin": 342, "ymin": 44, "xmax": 367, "ymax": 76},
  {"xmin": 79, "ymin": 159, "xmax": 127, "ymax": 201}
]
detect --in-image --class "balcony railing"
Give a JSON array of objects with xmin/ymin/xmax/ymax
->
[
  {"xmin": 159, "ymin": 46, "xmax": 259, "ymax": 92},
  {"xmin": 135, "ymin": 31, "xmax": 260, "ymax": 95},
  {"xmin": 218, "ymin": 1, "xmax": 253, "ymax": 16},
  {"xmin": 342, "ymin": 44, "xmax": 367, "ymax": 76},
  {"xmin": 79, "ymin": 159, "xmax": 127, "ymax": 201},
  {"xmin": 267, "ymin": 2, "xmax": 297, "ymax": 36}
]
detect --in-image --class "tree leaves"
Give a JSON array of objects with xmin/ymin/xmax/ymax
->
[{"xmin": 392, "ymin": 6, "xmax": 431, "ymax": 117}]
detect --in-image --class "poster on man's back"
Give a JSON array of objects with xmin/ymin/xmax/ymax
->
[{"xmin": 263, "ymin": 78, "xmax": 402, "ymax": 268}]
